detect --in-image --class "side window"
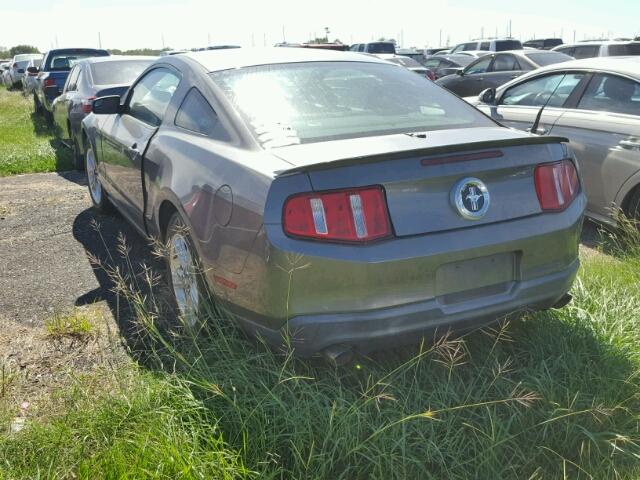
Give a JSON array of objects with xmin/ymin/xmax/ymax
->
[
  {"xmin": 65, "ymin": 66, "xmax": 80, "ymax": 92},
  {"xmin": 500, "ymin": 73, "xmax": 585, "ymax": 107},
  {"xmin": 358, "ymin": 44, "xmax": 365, "ymax": 52},
  {"xmin": 128, "ymin": 68, "xmax": 180, "ymax": 127},
  {"xmin": 175, "ymin": 88, "xmax": 219, "ymax": 136},
  {"xmin": 491, "ymin": 54, "xmax": 517, "ymax": 72},
  {"xmin": 556, "ymin": 47, "xmax": 574, "ymax": 57},
  {"xmin": 463, "ymin": 43, "xmax": 478, "ymax": 51},
  {"xmin": 572, "ymin": 46, "xmax": 599, "ymax": 59},
  {"xmin": 577, "ymin": 74, "xmax": 640, "ymax": 116},
  {"xmin": 465, "ymin": 56, "xmax": 493, "ymax": 75},
  {"xmin": 451, "ymin": 45, "xmax": 462, "ymax": 53},
  {"xmin": 423, "ymin": 58, "xmax": 442, "ymax": 69},
  {"xmin": 480, "ymin": 42, "xmax": 490, "ymax": 51}
]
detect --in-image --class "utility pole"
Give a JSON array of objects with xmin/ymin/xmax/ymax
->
[
  {"xmin": 263, "ymin": 33, "xmax": 266, "ymax": 47},
  {"xmin": 439, "ymin": 29, "xmax": 442, "ymax": 46},
  {"xmin": 509, "ymin": 20, "xmax": 512, "ymax": 38},
  {"xmin": 251, "ymin": 33, "xmax": 255, "ymax": 47},
  {"xmin": 161, "ymin": 34, "xmax": 165, "ymax": 49},
  {"xmin": 573, "ymin": 30, "xmax": 576, "ymax": 42},
  {"xmin": 98, "ymin": 32, "xmax": 102, "ymax": 49},
  {"xmin": 480, "ymin": 26, "xmax": 484, "ymax": 39},
  {"xmin": 282, "ymin": 25, "xmax": 286, "ymax": 43},
  {"xmin": 207, "ymin": 33, "xmax": 211, "ymax": 46}
]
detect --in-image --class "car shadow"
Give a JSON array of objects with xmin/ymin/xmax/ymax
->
[
  {"xmin": 71, "ymin": 207, "xmax": 171, "ymax": 357},
  {"xmin": 28, "ymin": 107, "xmax": 79, "ymax": 178}
]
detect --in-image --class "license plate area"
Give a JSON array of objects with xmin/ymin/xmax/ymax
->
[{"xmin": 435, "ymin": 252, "xmax": 518, "ymax": 304}]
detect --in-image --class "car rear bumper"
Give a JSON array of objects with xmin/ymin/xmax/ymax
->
[{"xmin": 272, "ymin": 258, "xmax": 578, "ymax": 356}]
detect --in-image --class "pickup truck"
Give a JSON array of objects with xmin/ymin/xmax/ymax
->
[{"xmin": 33, "ymin": 48, "xmax": 109, "ymax": 121}]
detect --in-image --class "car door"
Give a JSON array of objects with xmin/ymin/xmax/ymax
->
[
  {"xmin": 478, "ymin": 71, "xmax": 588, "ymax": 134},
  {"xmin": 549, "ymin": 73, "xmax": 640, "ymax": 219},
  {"xmin": 447, "ymin": 55, "xmax": 494, "ymax": 96},
  {"xmin": 53, "ymin": 64, "xmax": 80, "ymax": 139},
  {"xmin": 101, "ymin": 67, "xmax": 181, "ymax": 225},
  {"xmin": 481, "ymin": 53, "xmax": 526, "ymax": 91}
]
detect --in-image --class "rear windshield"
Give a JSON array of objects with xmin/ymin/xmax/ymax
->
[
  {"xmin": 387, "ymin": 56, "xmax": 423, "ymax": 68},
  {"xmin": 494, "ymin": 40, "xmax": 523, "ymax": 51},
  {"xmin": 367, "ymin": 42, "xmax": 396, "ymax": 54},
  {"xmin": 212, "ymin": 61, "xmax": 495, "ymax": 147},
  {"xmin": 16, "ymin": 61, "xmax": 30, "ymax": 69},
  {"xmin": 608, "ymin": 43, "xmax": 640, "ymax": 56},
  {"xmin": 525, "ymin": 52, "xmax": 574, "ymax": 66},
  {"xmin": 90, "ymin": 60, "xmax": 153, "ymax": 86},
  {"xmin": 46, "ymin": 49, "xmax": 109, "ymax": 71}
]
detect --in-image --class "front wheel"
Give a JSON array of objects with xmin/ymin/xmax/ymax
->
[
  {"xmin": 85, "ymin": 145, "xmax": 112, "ymax": 213},
  {"xmin": 626, "ymin": 188, "xmax": 640, "ymax": 224},
  {"xmin": 165, "ymin": 212, "xmax": 206, "ymax": 328}
]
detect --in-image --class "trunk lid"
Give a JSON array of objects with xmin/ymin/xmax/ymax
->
[{"xmin": 272, "ymin": 127, "xmax": 568, "ymax": 236}]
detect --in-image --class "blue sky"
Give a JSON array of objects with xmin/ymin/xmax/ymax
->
[{"xmin": 1, "ymin": 0, "xmax": 638, "ymax": 51}]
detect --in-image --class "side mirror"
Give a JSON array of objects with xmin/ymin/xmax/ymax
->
[
  {"xmin": 27, "ymin": 66, "xmax": 38, "ymax": 74},
  {"xmin": 92, "ymin": 95, "xmax": 123, "ymax": 115},
  {"xmin": 456, "ymin": 69, "xmax": 464, "ymax": 76},
  {"xmin": 44, "ymin": 85, "xmax": 61, "ymax": 98},
  {"xmin": 478, "ymin": 88, "xmax": 496, "ymax": 105}
]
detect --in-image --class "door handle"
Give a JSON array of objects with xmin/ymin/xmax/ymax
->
[
  {"xmin": 619, "ymin": 140, "xmax": 640, "ymax": 150},
  {"xmin": 126, "ymin": 143, "xmax": 140, "ymax": 155}
]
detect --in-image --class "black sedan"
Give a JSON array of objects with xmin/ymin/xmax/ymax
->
[
  {"xmin": 51, "ymin": 55, "xmax": 155, "ymax": 169},
  {"xmin": 436, "ymin": 50, "xmax": 573, "ymax": 97},
  {"xmin": 423, "ymin": 53, "xmax": 486, "ymax": 80}
]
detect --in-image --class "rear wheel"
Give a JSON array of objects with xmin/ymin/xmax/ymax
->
[
  {"xmin": 626, "ymin": 187, "xmax": 640, "ymax": 222},
  {"xmin": 85, "ymin": 145, "xmax": 112, "ymax": 213},
  {"xmin": 33, "ymin": 95, "xmax": 42, "ymax": 114},
  {"xmin": 165, "ymin": 212, "xmax": 205, "ymax": 328},
  {"xmin": 71, "ymin": 137, "xmax": 84, "ymax": 171}
]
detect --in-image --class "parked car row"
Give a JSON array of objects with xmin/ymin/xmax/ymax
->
[{"xmin": 4, "ymin": 41, "xmax": 637, "ymax": 361}]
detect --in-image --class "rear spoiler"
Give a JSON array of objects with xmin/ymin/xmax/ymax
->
[{"xmin": 276, "ymin": 135, "xmax": 569, "ymax": 176}]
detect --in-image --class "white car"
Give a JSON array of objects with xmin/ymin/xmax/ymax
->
[
  {"xmin": 552, "ymin": 40, "xmax": 640, "ymax": 59},
  {"xmin": 7, "ymin": 53, "xmax": 42, "ymax": 88},
  {"xmin": 21, "ymin": 57, "xmax": 43, "ymax": 94}
]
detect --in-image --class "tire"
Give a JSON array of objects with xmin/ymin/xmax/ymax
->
[
  {"xmin": 85, "ymin": 145, "xmax": 112, "ymax": 214},
  {"xmin": 71, "ymin": 137, "xmax": 84, "ymax": 171},
  {"xmin": 33, "ymin": 95, "xmax": 42, "ymax": 114},
  {"xmin": 165, "ymin": 212, "xmax": 207, "ymax": 328},
  {"xmin": 626, "ymin": 188, "xmax": 640, "ymax": 222}
]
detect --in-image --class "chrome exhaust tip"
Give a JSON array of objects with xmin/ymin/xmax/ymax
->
[
  {"xmin": 552, "ymin": 293, "xmax": 573, "ymax": 309},
  {"xmin": 322, "ymin": 344, "xmax": 354, "ymax": 367}
]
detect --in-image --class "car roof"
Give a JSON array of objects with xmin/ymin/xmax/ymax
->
[
  {"xmin": 76, "ymin": 55, "xmax": 156, "ymax": 64},
  {"xmin": 183, "ymin": 47, "xmax": 388, "ymax": 72},
  {"xmin": 532, "ymin": 56, "xmax": 640, "ymax": 77},
  {"xmin": 556, "ymin": 40, "xmax": 640, "ymax": 47}
]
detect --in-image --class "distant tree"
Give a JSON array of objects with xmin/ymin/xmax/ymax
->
[
  {"xmin": 0, "ymin": 47, "xmax": 9, "ymax": 59},
  {"xmin": 9, "ymin": 45, "xmax": 40, "ymax": 56},
  {"xmin": 108, "ymin": 47, "xmax": 165, "ymax": 56}
]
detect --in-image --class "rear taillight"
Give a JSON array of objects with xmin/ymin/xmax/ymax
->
[
  {"xmin": 425, "ymin": 70, "xmax": 436, "ymax": 81},
  {"xmin": 534, "ymin": 160, "xmax": 580, "ymax": 212},
  {"xmin": 283, "ymin": 186, "xmax": 392, "ymax": 242},
  {"xmin": 82, "ymin": 96, "xmax": 96, "ymax": 113},
  {"xmin": 43, "ymin": 78, "xmax": 56, "ymax": 87}
]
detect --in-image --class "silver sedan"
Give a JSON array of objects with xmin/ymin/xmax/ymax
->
[
  {"xmin": 470, "ymin": 57, "xmax": 640, "ymax": 225},
  {"xmin": 82, "ymin": 48, "xmax": 584, "ymax": 359}
]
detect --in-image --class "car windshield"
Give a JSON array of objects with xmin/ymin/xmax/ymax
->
[
  {"xmin": 387, "ymin": 56, "xmax": 423, "ymax": 68},
  {"xmin": 47, "ymin": 50, "xmax": 109, "ymax": 71},
  {"xmin": 525, "ymin": 52, "xmax": 574, "ymax": 66},
  {"xmin": 90, "ymin": 60, "xmax": 153, "ymax": 86},
  {"xmin": 495, "ymin": 40, "xmax": 523, "ymax": 51},
  {"xmin": 211, "ymin": 61, "xmax": 495, "ymax": 147},
  {"xmin": 368, "ymin": 43, "xmax": 395, "ymax": 54},
  {"xmin": 608, "ymin": 43, "xmax": 640, "ymax": 56},
  {"xmin": 15, "ymin": 60, "xmax": 30, "ymax": 69}
]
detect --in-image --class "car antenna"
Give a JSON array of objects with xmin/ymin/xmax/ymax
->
[{"xmin": 530, "ymin": 73, "xmax": 567, "ymax": 135}]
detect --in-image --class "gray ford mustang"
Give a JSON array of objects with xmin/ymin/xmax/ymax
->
[{"xmin": 81, "ymin": 48, "xmax": 585, "ymax": 360}]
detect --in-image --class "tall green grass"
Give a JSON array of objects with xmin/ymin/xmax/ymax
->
[
  {"xmin": 2, "ymin": 224, "xmax": 640, "ymax": 478},
  {"xmin": 0, "ymin": 86, "xmax": 72, "ymax": 176}
]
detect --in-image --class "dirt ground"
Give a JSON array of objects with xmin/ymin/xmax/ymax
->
[{"xmin": 0, "ymin": 172, "xmax": 154, "ymax": 420}]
